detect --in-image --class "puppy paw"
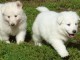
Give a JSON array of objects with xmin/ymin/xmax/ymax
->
[
  {"xmin": 60, "ymin": 51, "xmax": 69, "ymax": 58},
  {"xmin": 35, "ymin": 42, "xmax": 42, "ymax": 46},
  {"xmin": 6, "ymin": 40, "xmax": 10, "ymax": 44},
  {"xmin": 17, "ymin": 40, "xmax": 24, "ymax": 44}
]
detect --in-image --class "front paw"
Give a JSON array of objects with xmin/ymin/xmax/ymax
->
[
  {"xmin": 35, "ymin": 42, "xmax": 42, "ymax": 46},
  {"xmin": 60, "ymin": 50, "xmax": 69, "ymax": 58},
  {"xmin": 17, "ymin": 40, "xmax": 24, "ymax": 44},
  {"xmin": 6, "ymin": 40, "xmax": 10, "ymax": 44}
]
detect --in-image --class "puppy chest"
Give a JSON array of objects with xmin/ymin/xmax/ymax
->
[{"xmin": 10, "ymin": 28, "xmax": 19, "ymax": 36}]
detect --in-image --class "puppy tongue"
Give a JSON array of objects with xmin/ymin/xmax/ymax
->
[{"xmin": 69, "ymin": 34, "xmax": 75, "ymax": 38}]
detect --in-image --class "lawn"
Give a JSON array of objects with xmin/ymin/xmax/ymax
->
[{"xmin": 0, "ymin": 0, "xmax": 80, "ymax": 60}]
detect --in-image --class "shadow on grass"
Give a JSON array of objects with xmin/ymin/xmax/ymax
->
[
  {"xmin": 67, "ymin": 41, "xmax": 80, "ymax": 50},
  {"xmin": 25, "ymin": 31, "xmax": 32, "ymax": 42},
  {"xmin": 9, "ymin": 31, "xmax": 32, "ymax": 43}
]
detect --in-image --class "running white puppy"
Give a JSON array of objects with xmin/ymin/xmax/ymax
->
[
  {"xmin": 32, "ymin": 6, "xmax": 79, "ymax": 58},
  {"xmin": 0, "ymin": 1, "xmax": 27, "ymax": 44}
]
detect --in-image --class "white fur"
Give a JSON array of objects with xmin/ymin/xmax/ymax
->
[
  {"xmin": 0, "ymin": 4, "xmax": 3, "ymax": 9},
  {"xmin": 0, "ymin": 1, "xmax": 27, "ymax": 44},
  {"xmin": 32, "ymin": 7, "xmax": 79, "ymax": 57}
]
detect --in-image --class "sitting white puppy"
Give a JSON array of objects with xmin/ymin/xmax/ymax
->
[
  {"xmin": 32, "ymin": 6, "xmax": 79, "ymax": 58},
  {"xmin": 0, "ymin": 1, "xmax": 27, "ymax": 44}
]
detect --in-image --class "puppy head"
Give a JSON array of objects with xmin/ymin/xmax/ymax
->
[
  {"xmin": 57, "ymin": 11, "xmax": 79, "ymax": 38},
  {"xmin": 2, "ymin": 1, "xmax": 23, "ymax": 26}
]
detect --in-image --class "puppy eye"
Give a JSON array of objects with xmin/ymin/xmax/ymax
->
[
  {"xmin": 75, "ymin": 23, "xmax": 78, "ymax": 25},
  {"xmin": 8, "ymin": 16, "xmax": 10, "ymax": 18},
  {"xmin": 67, "ymin": 24, "xmax": 70, "ymax": 26},
  {"xmin": 15, "ymin": 15, "xmax": 17, "ymax": 17}
]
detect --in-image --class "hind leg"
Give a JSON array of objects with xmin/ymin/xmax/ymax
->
[
  {"xmin": 32, "ymin": 21, "xmax": 42, "ymax": 46},
  {"xmin": 32, "ymin": 34, "xmax": 42, "ymax": 46}
]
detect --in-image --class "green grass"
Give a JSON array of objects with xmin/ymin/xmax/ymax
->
[{"xmin": 0, "ymin": 0, "xmax": 80, "ymax": 60}]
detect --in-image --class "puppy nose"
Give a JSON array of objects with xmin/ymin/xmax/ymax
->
[
  {"xmin": 11, "ymin": 23, "xmax": 15, "ymax": 26},
  {"xmin": 73, "ymin": 30, "xmax": 76, "ymax": 33}
]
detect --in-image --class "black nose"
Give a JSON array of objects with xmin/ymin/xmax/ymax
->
[
  {"xmin": 73, "ymin": 30, "xmax": 76, "ymax": 33},
  {"xmin": 11, "ymin": 24, "xmax": 15, "ymax": 26}
]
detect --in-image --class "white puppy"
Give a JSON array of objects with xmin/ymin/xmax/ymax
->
[
  {"xmin": 0, "ymin": 1, "xmax": 27, "ymax": 44},
  {"xmin": 32, "ymin": 6, "xmax": 79, "ymax": 58}
]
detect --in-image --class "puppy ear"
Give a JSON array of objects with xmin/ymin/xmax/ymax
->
[
  {"xmin": 16, "ymin": 1, "xmax": 22, "ymax": 8},
  {"xmin": 57, "ymin": 16, "xmax": 64, "ymax": 25}
]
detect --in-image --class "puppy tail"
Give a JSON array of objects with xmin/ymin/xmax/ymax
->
[{"xmin": 36, "ymin": 6, "xmax": 49, "ymax": 12}]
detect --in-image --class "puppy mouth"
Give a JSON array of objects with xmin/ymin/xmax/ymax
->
[{"xmin": 68, "ymin": 33, "xmax": 75, "ymax": 38}]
